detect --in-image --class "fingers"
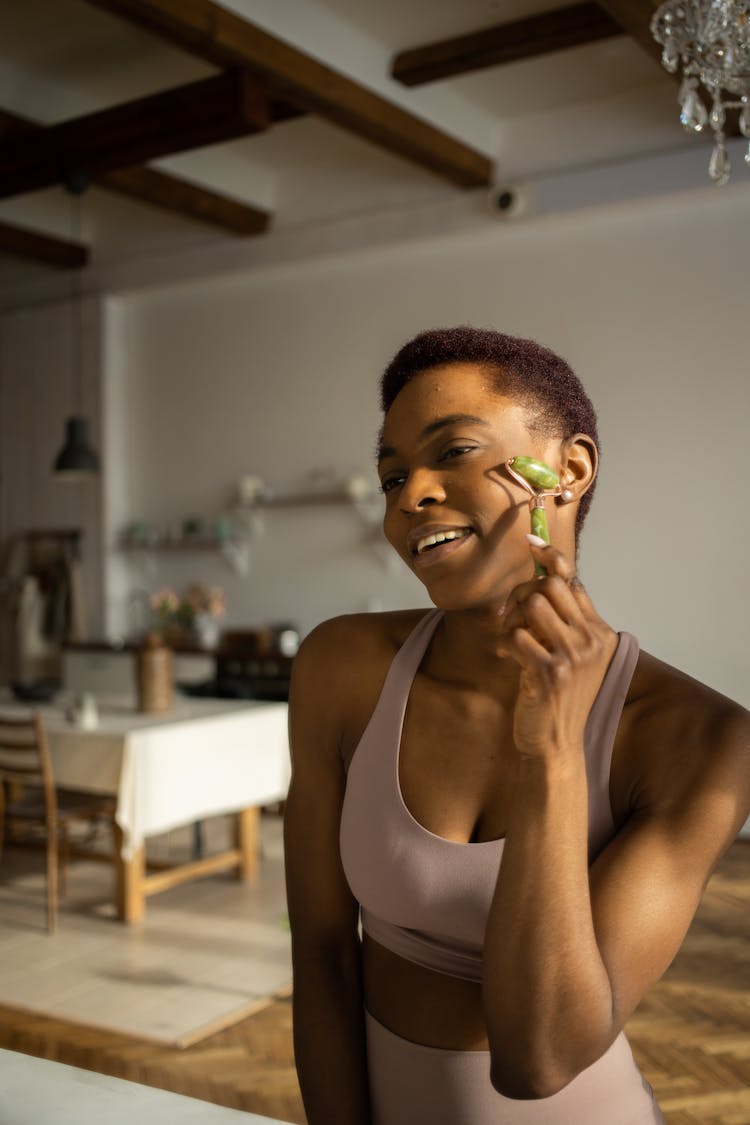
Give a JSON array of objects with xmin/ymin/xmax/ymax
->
[
  {"xmin": 496, "ymin": 540, "xmax": 616, "ymax": 742},
  {"xmin": 496, "ymin": 622, "xmax": 554, "ymax": 682},
  {"xmin": 525, "ymin": 537, "xmax": 576, "ymax": 584},
  {"xmin": 499, "ymin": 539, "xmax": 596, "ymax": 658},
  {"xmin": 501, "ymin": 587, "xmax": 579, "ymax": 659},
  {"xmin": 503, "ymin": 541, "xmax": 588, "ymax": 622}
]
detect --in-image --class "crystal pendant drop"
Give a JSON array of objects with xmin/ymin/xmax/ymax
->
[
  {"xmin": 740, "ymin": 105, "xmax": 750, "ymax": 138},
  {"xmin": 661, "ymin": 39, "xmax": 680, "ymax": 73},
  {"xmin": 709, "ymin": 99, "xmax": 725, "ymax": 132},
  {"xmin": 708, "ymin": 140, "xmax": 731, "ymax": 185},
  {"xmin": 680, "ymin": 88, "xmax": 708, "ymax": 131},
  {"xmin": 678, "ymin": 76, "xmax": 692, "ymax": 104},
  {"xmin": 745, "ymin": 140, "xmax": 750, "ymax": 167}
]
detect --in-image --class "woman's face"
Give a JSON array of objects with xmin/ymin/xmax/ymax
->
[{"xmin": 378, "ymin": 363, "xmax": 567, "ymax": 611}]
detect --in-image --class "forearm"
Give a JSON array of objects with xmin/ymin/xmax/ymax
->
[
  {"xmin": 292, "ymin": 946, "xmax": 372, "ymax": 1125},
  {"xmin": 483, "ymin": 750, "xmax": 614, "ymax": 1097}
]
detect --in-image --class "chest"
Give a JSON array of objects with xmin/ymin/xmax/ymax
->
[{"xmin": 398, "ymin": 680, "xmax": 518, "ymax": 844}]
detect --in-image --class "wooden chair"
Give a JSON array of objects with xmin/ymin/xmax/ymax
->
[{"xmin": 0, "ymin": 713, "xmax": 116, "ymax": 933}]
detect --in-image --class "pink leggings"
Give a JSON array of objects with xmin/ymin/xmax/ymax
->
[{"xmin": 365, "ymin": 1010, "xmax": 664, "ymax": 1125}]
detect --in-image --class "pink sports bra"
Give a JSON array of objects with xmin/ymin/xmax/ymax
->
[{"xmin": 340, "ymin": 609, "xmax": 640, "ymax": 983}]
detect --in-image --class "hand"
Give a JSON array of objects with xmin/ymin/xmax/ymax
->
[{"xmin": 497, "ymin": 538, "xmax": 617, "ymax": 760}]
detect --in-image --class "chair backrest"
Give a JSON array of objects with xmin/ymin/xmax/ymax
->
[{"xmin": 0, "ymin": 713, "xmax": 55, "ymax": 806}]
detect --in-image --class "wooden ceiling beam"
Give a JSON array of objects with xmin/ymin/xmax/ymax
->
[
  {"xmin": 0, "ymin": 68, "xmax": 269, "ymax": 200},
  {"xmin": 270, "ymin": 98, "xmax": 306, "ymax": 125},
  {"xmin": 0, "ymin": 106, "xmax": 270, "ymax": 235},
  {"xmin": 0, "ymin": 220, "xmax": 88, "ymax": 269},
  {"xmin": 0, "ymin": 110, "xmax": 90, "ymax": 267},
  {"xmin": 0, "ymin": 109, "xmax": 36, "ymax": 141},
  {"xmin": 593, "ymin": 1, "xmax": 662, "ymax": 64},
  {"xmin": 99, "ymin": 165, "xmax": 269, "ymax": 234},
  {"xmin": 392, "ymin": 3, "xmax": 623, "ymax": 87},
  {"xmin": 83, "ymin": 0, "xmax": 493, "ymax": 188}
]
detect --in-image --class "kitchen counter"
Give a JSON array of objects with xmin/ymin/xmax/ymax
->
[
  {"xmin": 61, "ymin": 643, "xmax": 215, "ymax": 702},
  {"xmin": 63, "ymin": 637, "xmax": 214, "ymax": 655}
]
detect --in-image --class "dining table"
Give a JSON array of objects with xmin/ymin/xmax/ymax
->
[{"xmin": 0, "ymin": 692, "xmax": 291, "ymax": 922}]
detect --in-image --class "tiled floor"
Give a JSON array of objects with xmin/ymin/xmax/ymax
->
[{"xmin": 0, "ymin": 814, "xmax": 291, "ymax": 1046}]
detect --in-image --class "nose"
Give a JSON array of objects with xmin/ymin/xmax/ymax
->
[{"xmin": 399, "ymin": 469, "xmax": 446, "ymax": 513}]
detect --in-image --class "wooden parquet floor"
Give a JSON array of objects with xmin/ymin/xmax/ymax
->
[
  {"xmin": 627, "ymin": 839, "xmax": 750, "ymax": 1125},
  {"xmin": 1, "ymin": 839, "xmax": 748, "ymax": 1124}
]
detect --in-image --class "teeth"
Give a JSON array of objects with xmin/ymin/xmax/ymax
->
[{"xmin": 416, "ymin": 529, "xmax": 469, "ymax": 555}]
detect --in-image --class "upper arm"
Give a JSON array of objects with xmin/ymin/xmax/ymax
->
[
  {"xmin": 590, "ymin": 699, "xmax": 750, "ymax": 1026},
  {"xmin": 284, "ymin": 620, "xmax": 361, "ymax": 965}
]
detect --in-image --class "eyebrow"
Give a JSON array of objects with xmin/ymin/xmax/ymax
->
[{"xmin": 377, "ymin": 413, "xmax": 490, "ymax": 464}]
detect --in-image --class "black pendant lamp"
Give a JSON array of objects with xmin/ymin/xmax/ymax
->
[
  {"xmin": 53, "ymin": 174, "xmax": 101, "ymax": 480},
  {"xmin": 53, "ymin": 416, "xmax": 100, "ymax": 478}
]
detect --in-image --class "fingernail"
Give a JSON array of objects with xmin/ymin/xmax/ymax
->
[{"xmin": 526, "ymin": 533, "xmax": 548, "ymax": 548}]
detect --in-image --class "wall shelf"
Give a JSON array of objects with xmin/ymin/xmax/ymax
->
[
  {"xmin": 117, "ymin": 535, "xmax": 251, "ymax": 576},
  {"xmin": 240, "ymin": 487, "xmax": 378, "ymax": 509},
  {"xmin": 117, "ymin": 479, "xmax": 381, "ymax": 574},
  {"xmin": 120, "ymin": 539, "xmax": 227, "ymax": 552}
]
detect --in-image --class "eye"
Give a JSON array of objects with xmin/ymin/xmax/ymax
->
[
  {"xmin": 438, "ymin": 445, "xmax": 476, "ymax": 463},
  {"xmin": 380, "ymin": 473, "xmax": 406, "ymax": 494}
]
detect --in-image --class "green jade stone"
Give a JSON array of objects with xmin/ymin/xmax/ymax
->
[
  {"xmin": 530, "ymin": 506, "xmax": 550, "ymax": 577},
  {"xmin": 510, "ymin": 456, "xmax": 559, "ymax": 491}
]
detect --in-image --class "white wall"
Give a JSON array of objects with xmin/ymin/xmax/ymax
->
[
  {"xmin": 104, "ymin": 183, "xmax": 750, "ymax": 710},
  {"xmin": 0, "ymin": 296, "xmax": 105, "ymax": 643}
]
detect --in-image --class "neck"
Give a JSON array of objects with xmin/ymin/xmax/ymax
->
[
  {"xmin": 423, "ymin": 526, "xmax": 580, "ymax": 694},
  {"xmin": 428, "ymin": 606, "xmax": 521, "ymax": 701}
]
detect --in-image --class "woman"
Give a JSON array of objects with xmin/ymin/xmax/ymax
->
[{"xmin": 284, "ymin": 327, "xmax": 750, "ymax": 1124}]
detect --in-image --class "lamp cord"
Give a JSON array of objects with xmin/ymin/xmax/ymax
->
[{"xmin": 68, "ymin": 187, "xmax": 84, "ymax": 416}]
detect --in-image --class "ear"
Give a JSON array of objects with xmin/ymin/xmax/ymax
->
[{"xmin": 559, "ymin": 434, "xmax": 598, "ymax": 500}]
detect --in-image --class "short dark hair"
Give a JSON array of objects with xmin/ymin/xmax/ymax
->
[{"xmin": 380, "ymin": 326, "xmax": 600, "ymax": 535}]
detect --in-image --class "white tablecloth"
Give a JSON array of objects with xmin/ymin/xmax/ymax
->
[{"xmin": 0, "ymin": 696, "xmax": 291, "ymax": 858}]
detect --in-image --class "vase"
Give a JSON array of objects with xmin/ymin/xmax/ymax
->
[
  {"xmin": 136, "ymin": 634, "xmax": 173, "ymax": 713},
  {"xmin": 194, "ymin": 613, "xmax": 221, "ymax": 649}
]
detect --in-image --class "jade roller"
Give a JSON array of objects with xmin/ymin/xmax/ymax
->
[{"xmin": 505, "ymin": 456, "xmax": 565, "ymax": 577}]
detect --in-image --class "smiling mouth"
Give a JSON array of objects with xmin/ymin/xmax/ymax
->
[{"xmin": 413, "ymin": 528, "xmax": 473, "ymax": 556}]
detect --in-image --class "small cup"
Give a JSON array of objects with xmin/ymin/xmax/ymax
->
[{"xmin": 67, "ymin": 692, "xmax": 99, "ymax": 729}]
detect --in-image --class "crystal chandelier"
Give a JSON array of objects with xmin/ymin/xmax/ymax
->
[{"xmin": 651, "ymin": 0, "xmax": 750, "ymax": 185}]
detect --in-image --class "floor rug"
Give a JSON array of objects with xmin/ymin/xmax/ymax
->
[{"xmin": 0, "ymin": 814, "xmax": 291, "ymax": 1046}]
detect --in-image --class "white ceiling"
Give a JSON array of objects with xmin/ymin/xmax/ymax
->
[{"xmin": 0, "ymin": 0, "xmax": 690, "ymax": 287}]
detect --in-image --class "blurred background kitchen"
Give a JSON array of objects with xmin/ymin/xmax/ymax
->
[
  {"xmin": 0, "ymin": 2, "xmax": 748, "ymax": 1121},
  {"xmin": 0, "ymin": 2, "xmax": 748, "ymax": 716}
]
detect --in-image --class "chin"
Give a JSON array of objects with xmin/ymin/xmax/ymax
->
[{"xmin": 420, "ymin": 580, "xmax": 502, "ymax": 615}]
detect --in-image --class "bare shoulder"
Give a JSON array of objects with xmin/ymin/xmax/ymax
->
[
  {"xmin": 626, "ymin": 648, "xmax": 750, "ymax": 759},
  {"xmin": 613, "ymin": 647, "xmax": 750, "ymax": 844},
  {"xmin": 296, "ymin": 608, "xmax": 428, "ymax": 662},
  {"xmin": 291, "ymin": 608, "xmax": 434, "ymax": 765},
  {"xmin": 293, "ymin": 608, "xmax": 431, "ymax": 691}
]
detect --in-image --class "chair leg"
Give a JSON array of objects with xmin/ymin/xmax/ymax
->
[
  {"xmin": 59, "ymin": 824, "xmax": 70, "ymax": 898},
  {"xmin": 46, "ymin": 828, "xmax": 58, "ymax": 934},
  {"xmin": 110, "ymin": 816, "xmax": 119, "ymax": 899}
]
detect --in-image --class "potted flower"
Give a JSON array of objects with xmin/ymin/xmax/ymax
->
[
  {"xmin": 184, "ymin": 583, "xmax": 226, "ymax": 649},
  {"xmin": 149, "ymin": 587, "xmax": 182, "ymax": 643}
]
